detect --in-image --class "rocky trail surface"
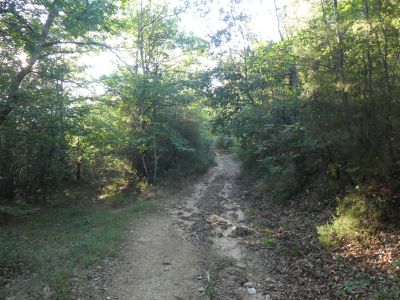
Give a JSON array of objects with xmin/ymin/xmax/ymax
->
[{"xmin": 91, "ymin": 152, "xmax": 277, "ymax": 300}]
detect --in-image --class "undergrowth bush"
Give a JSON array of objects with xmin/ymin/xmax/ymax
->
[
  {"xmin": 318, "ymin": 192, "xmax": 382, "ymax": 247},
  {"xmin": 273, "ymin": 162, "xmax": 299, "ymax": 202}
]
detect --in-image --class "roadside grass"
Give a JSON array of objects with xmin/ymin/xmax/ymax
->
[
  {"xmin": 259, "ymin": 237, "xmax": 276, "ymax": 248},
  {"xmin": 204, "ymin": 274, "xmax": 217, "ymax": 300},
  {"xmin": 0, "ymin": 187, "xmax": 157, "ymax": 299},
  {"xmin": 317, "ymin": 192, "xmax": 382, "ymax": 247}
]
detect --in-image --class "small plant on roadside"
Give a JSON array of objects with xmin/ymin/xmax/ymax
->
[
  {"xmin": 203, "ymin": 271, "xmax": 217, "ymax": 300},
  {"xmin": 204, "ymin": 282, "xmax": 216, "ymax": 300},
  {"xmin": 260, "ymin": 238, "xmax": 276, "ymax": 248}
]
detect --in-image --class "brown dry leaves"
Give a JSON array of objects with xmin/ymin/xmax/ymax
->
[{"xmin": 238, "ymin": 179, "xmax": 400, "ymax": 299}]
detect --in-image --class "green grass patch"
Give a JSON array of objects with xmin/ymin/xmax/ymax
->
[
  {"xmin": 0, "ymin": 193, "xmax": 157, "ymax": 299},
  {"xmin": 259, "ymin": 237, "xmax": 276, "ymax": 248},
  {"xmin": 204, "ymin": 278, "xmax": 217, "ymax": 300},
  {"xmin": 317, "ymin": 192, "xmax": 380, "ymax": 247}
]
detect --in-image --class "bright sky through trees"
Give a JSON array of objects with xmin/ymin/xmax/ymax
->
[{"xmin": 81, "ymin": 0, "xmax": 283, "ymax": 79}]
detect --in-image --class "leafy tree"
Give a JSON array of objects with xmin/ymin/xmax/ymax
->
[
  {"xmin": 103, "ymin": 0, "xmax": 209, "ymax": 183},
  {"xmin": 0, "ymin": 0, "xmax": 117, "ymax": 199}
]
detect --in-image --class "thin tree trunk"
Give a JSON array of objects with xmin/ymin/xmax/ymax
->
[
  {"xmin": 0, "ymin": 8, "xmax": 58, "ymax": 125},
  {"xmin": 375, "ymin": 0, "xmax": 396, "ymax": 161},
  {"xmin": 333, "ymin": 0, "xmax": 351, "ymax": 128},
  {"xmin": 363, "ymin": 0, "xmax": 375, "ymax": 146},
  {"xmin": 273, "ymin": 0, "xmax": 284, "ymax": 41},
  {"xmin": 141, "ymin": 154, "xmax": 149, "ymax": 180},
  {"xmin": 153, "ymin": 135, "xmax": 158, "ymax": 183}
]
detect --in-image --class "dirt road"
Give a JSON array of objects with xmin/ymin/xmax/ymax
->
[{"xmin": 101, "ymin": 152, "xmax": 272, "ymax": 300}]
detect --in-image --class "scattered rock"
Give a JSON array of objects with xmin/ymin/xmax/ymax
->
[
  {"xmin": 244, "ymin": 282, "xmax": 255, "ymax": 288},
  {"xmin": 232, "ymin": 225, "xmax": 253, "ymax": 237},
  {"xmin": 42, "ymin": 285, "xmax": 52, "ymax": 299},
  {"xmin": 247, "ymin": 287, "xmax": 257, "ymax": 295}
]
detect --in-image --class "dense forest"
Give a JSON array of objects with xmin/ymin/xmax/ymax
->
[
  {"xmin": 0, "ymin": 0, "xmax": 213, "ymax": 203},
  {"xmin": 1, "ymin": 0, "xmax": 400, "ymax": 298}
]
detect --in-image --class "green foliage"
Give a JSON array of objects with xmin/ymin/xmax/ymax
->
[
  {"xmin": 207, "ymin": 0, "xmax": 400, "ymax": 225},
  {"xmin": 99, "ymin": 1, "xmax": 211, "ymax": 183},
  {"xmin": 0, "ymin": 0, "xmax": 212, "ymax": 203},
  {"xmin": 204, "ymin": 281, "xmax": 216, "ymax": 300},
  {"xmin": 318, "ymin": 193, "xmax": 381, "ymax": 247},
  {"xmin": 259, "ymin": 238, "xmax": 276, "ymax": 248},
  {"xmin": 273, "ymin": 162, "xmax": 299, "ymax": 202}
]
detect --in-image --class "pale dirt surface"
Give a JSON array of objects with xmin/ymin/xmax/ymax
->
[{"xmin": 94, "ymin": 152, "xmax": 276, "ymax": 300}]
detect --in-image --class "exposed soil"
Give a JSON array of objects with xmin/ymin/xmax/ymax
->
[
  {"xmin": 87, "ymin": 151, "xmax": 276, "ymax": 299},
  {"xmin": 82, "ymin": 151, "xmax": 400, "ymax": 300}
]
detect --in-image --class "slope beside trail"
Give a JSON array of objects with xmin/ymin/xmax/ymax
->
[{"xmin": 96, "ymin": 152, "xmax": 275, "ymax": 300}]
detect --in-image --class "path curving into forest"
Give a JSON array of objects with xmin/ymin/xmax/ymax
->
[{"xmin": 98, "ymin": 152, "xmax": 273, "ymax": 300}]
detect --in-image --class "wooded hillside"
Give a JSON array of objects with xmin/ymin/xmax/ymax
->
[{"xmin": 1, "ymin": 0, "xmax": 400, "ymax": 298}]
